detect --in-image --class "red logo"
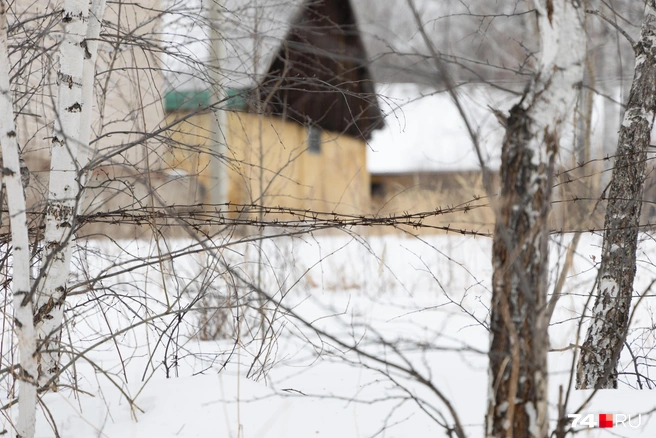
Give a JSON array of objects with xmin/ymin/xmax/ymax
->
[{"xmin": 599, "ymin": 414, "xmax": 614, "ymax": 428}]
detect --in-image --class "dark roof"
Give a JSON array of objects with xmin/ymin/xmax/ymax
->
[{"xmin": 255, "ymin": 0, "xmax": 383, "ymax": 140}]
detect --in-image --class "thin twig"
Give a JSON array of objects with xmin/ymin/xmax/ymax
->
[{"xmin": 586, "ymin": 9, "xmax": 636, "ymax": 47}]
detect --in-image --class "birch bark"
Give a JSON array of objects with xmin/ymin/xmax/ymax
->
[
  {"xmin": 34, "ymin": 0, "xmax": 96, "ymax": 389},
  {"xmin": 487, "ymin": 1, "xmax": 585, "ymax": 436},
  {"xmin": 576, "ymin": 1, "xmax": 656, "ymax": 390},
  {"xmin": 78, "ymin": 0, "xmax": 106, "ymax": 172},
  {"xmin": 0, "ymin": 2, "xmax": 38, "ymax": 436}
]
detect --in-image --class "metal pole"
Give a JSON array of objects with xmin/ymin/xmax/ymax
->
[{"xmin": 209, "ymin": 0, "xmax": 228, "ymax": 206}]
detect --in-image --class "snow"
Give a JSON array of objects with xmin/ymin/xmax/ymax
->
[
  {"xmin": 3, "ymin": 232, "xmax": 656, "ymax": 437},
  {"xmin": 366, "ymin": 82, "xmax": 608, "ymax": 174},
  {"xmin": 367, "ymin": 83, "xmax": 514, "ymax": 173}
]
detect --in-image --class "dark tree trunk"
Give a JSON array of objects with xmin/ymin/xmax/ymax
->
[
  {"xmin": 488, "ymin": 104, "xmax": 554, "ymax": 437},
  {"xmin": 487, "ymin": 1, "xmax": 585, "ymax": 436}
]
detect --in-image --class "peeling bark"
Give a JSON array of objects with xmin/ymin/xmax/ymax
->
[
  {"xmin": 34, "ymin": 0, "xmax": 98, "ymax": 389},
  {"xmin": 576, "ymin": 2, "xmax": 656, "ymax": 390},
  {"xmin": 0, "ymin": 2, "xmax": 38, "ymax": 436},
  {"xmin": 487, "ymin": 1, "xmax": 585, "ymax": 437}
]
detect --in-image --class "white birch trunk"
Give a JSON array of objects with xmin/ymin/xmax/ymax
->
[
  {"xmin": 34, "ymin": 0, "xmax": 92, "ymax": 389},
  {"xmin": 0, "ymin": 2, "xmax": 38, "ymax": 436},
  {"xmin": 78, "ymin": 0, "xmax": 106, "ymax": 173},
  {"xmin": 487, "ymin": 1, "xmax": 585, "ymax": 437},
  {"xmin": 577, "ymin": 2, "xmax": 656, "ymax": 389}
]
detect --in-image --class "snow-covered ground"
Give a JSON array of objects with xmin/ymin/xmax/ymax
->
[{"xmin": 5, "ymin": 231, "xmax": 656, "ymax": 437}]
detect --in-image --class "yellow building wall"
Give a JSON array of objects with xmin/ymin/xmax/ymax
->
[
  {"xmin": 163, "ymin": 111, "xmax": 215, "ymax": 204},
  {"xmin": 163, "ymin": 111, "xmax": 370, "ymax": 215}
]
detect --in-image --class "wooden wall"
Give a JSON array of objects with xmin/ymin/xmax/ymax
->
[
  {"xmin": 226, "ymin": 112, "xmax": 370, "ymax": 215},
  {"xmin": 160, "ymin": 110, "xmax": 371, "ymax": 215}
]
